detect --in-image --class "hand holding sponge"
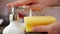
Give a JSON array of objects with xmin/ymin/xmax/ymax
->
[{"xmin": 24, "ymin": 16, "xmax": 56, "ymax": 32}]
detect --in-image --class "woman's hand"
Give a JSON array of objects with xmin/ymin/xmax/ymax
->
[
  {"xmin": 7, "ymin": 0, "xmax": 60, "ymax": 34},
  {"xmin": 32, "ymin": 21, "xmax": 60, "ymax": 34},
  {"xmin": 7, "ymin": 0, "xmax": 59, "ymax": 11}
]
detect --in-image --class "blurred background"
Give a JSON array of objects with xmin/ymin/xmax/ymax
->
[{"xmin": 0, "ymin": 0, "xmax": 60, "ymax": 34}]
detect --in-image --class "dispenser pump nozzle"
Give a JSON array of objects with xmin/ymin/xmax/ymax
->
[{"xmin": 9, "ymin": 7, "xmax": 19, "ymax": 21}]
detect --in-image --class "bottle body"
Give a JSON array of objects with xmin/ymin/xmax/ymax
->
[{"xmin": 3, "ymin": 21, "xmax": 24, "ymax": 34}]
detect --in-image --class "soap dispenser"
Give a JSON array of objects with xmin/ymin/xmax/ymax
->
[{"xmin": 3, "ymin": 7, "xmax": 24, "ymax": 34}]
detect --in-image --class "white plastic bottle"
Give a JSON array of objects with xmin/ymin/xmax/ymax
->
[{"xmin": 3, "ymin": 14, "xmax": 24, "ymax": 34}]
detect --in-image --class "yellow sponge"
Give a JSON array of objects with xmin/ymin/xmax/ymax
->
[{"xmin": 24, "ymin": 16, "xmax": 56, "ymax": 32}]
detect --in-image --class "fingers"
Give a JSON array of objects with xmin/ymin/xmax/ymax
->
[
  {"xmin": 31, "ymin": 22, "xmax": 60, "ymax": 34},
  {"xmin": 7, "ymin": 0, "xmax": 32, "ymax": 7},
  {"xmin": 47, "ymin": 22, "xmax": 60, "ymax": 34},
  {"xmin": 32, "ymin": 26, "xmax": 50, "ymax": 32},
  {"xmin": 28, "ymin": 2, "xmax": 47, "ymax": 11},
  {"xmin": 48, "ymin": 22, "xmax": 60, "ymax": 34},
  {"xmin": 7, "ymin": 0, "xmax": 59, "ymax": 11},
  {"xmin": 28, "ymin": 4, "xmax": 41, "ymax": 11},
  {"xmin": 28, "ymin": 0, "xmax": 58, "ymax": 11},
  {"xmin": 7, "ymin": 0, "xmax": 47, "ymax": 11}
]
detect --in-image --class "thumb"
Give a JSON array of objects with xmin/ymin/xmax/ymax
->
[{"xmin": 7, "ymin": 0, "xmax": 32, "ymax": 7}]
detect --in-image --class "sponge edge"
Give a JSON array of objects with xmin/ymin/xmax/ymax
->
[{"xmin": 24, "ymin": 16, "xmax": 56, "ymax": 32}]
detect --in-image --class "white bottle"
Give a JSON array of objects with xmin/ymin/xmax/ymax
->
[
  {"xmin": 3, "ymin": 14, "xmax": 24, "ymax": 34},
  {"xmin": 3, "ymin": 21, "xmax": 24, "ymax": 34}
]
